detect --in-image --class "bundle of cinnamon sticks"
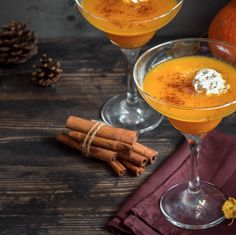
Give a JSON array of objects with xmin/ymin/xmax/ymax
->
[{"xmin": 56, "ymin": 116, "xmax": 158, "ymax": 176}]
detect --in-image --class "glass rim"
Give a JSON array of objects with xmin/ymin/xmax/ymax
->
[
  {"xmin": 74, "ymin": 0, "xmax": 184, "ymax": 24},
  {"xmin": 133, "ymin": 37, "xmax": 236, "ymax": 111}
]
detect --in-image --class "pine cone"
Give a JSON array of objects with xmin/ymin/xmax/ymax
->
[
  {"xmin": 32, "ymin": 54, "xmax": 63, "ymax": 87},
  {"xmin": 0, "ymin": 20, "xmax": 38, "ymax": 64}
]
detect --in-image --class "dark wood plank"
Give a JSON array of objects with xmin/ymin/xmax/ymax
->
[{"xmin": 0, "ymin": 38, "xmax": 235, "ymax": 235}]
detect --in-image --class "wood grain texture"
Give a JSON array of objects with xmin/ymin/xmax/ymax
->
[{"xmin": 0, "ymin": 38, "xmax": 235, "ymax": 235}]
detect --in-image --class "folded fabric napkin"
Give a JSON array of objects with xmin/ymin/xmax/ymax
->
[{"xmin": 107, "ymin": 131, "xmax": 236, "ymax": 235}]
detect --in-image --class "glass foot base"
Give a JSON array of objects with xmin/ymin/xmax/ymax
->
[
  {"xmin": 101, "ymin": 94, "xmax": 163, "ymax": 133},
  {"xmin": 160, "ymin": 182, "xmax": 225, "ymax": 230}
]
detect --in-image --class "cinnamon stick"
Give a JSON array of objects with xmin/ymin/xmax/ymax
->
[
  {"xmin": 118, "ymin": 151, "xmax": 148, "ymax": 167},
  {"xmin": 133, "ymin": 142, "xmax": 158, "ymax": 163},
  {"xmin": 107, "ymin": 159, "xmax": 127, "ymax": 176},
  {"xmin": 56, "ymin": 133, "xmax": 117, "ymax": 162},
  {"xmin": 119, "ymin": 159, "xmax": 145, "ymax": 176},
  {"xmin": 66, "ymin": 116, "xmax": 138, "ymax": 144},
  {"xmin": 68, "ymin": 130, "xmax": 132, "ymax": 152}
]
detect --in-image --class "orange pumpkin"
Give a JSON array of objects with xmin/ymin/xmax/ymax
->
[{"xmin": 208, "ymin": 0, "xmax": 236, "ymax": 45}]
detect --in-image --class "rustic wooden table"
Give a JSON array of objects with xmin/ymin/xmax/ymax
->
[{"xmin": 0, "ymin": 38, "xmax": 235, "ymax": 235}]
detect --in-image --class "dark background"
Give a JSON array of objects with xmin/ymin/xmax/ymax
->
[{"xmin": 0, "ymin": 0, "xmax": 230, "ymax": 39}]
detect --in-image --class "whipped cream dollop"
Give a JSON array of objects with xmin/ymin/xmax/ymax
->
[{"xmin": 192, "ymin": 68, "xmax": 230, "ymax": 95}]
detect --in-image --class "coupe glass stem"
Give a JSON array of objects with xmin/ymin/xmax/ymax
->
[
  {"xmin": 121, "ymin": 48, "xmax": 141, "ymax": 105},
  {"xmin": 160, "ymin": 132, "xmax": 225, "ymax": 229},
  {"xmin": 184, "ymin": 134, "xmax": 202, "ymax": 195},
  {"xmin": 101, "ymin": 46, "xmax": 163, "ymax": 132}
]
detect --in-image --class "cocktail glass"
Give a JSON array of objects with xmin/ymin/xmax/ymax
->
[
  {"xmin": 74, "ymin": 0, "xmax": 184, "ymax": 132},
  {"xmin": 133, "ymin": 38, "xmax": 236, "ymax": 229}
]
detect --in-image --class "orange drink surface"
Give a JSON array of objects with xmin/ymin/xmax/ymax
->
[
  {"xmin": 142, "ymin": 56, "xmax": 236, "ymax": 135},
  {"xmin": 80, "ymin": 0, "xmax": 181, "ymax": 48}
]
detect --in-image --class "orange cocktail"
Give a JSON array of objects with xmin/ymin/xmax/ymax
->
[
  {"xmin": 142, "ymin": 56, "xmax": 236, "ymax": 135},
  {"xmin": 80, "ymin": 0, "xmax": 182, "ymax": 48},
  {"xmin": 134, "ymin": 39, "xmax": 236, "ymax": 229},
  {"xmin": 75, "ymin": 0, "xmax": 184, "ymax": 132}
]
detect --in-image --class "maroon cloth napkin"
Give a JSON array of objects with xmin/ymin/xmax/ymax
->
[{"xmin": 107, "ymin": 131, "xmax": 236, "ymax": 235}]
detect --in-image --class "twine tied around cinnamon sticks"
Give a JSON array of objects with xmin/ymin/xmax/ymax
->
[
  {"xmin": 81, "ymin": 121, "xmax": 105, "ymax": 157},
  {"xmin": 57, "ymin": 116, "xmax": 158, "ymax": 176}
]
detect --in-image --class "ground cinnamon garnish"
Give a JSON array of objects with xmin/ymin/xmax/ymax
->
[
  {"xmin": 95, "ymin": 0, "xmax": 155, "ymax": 20},
  {"xmin": 167, "ymin": 73, "xmax": 196, "ymax": 95},
  {"xmin": 159, "ymin": 72, "xmax": 198, "ymax": 105},
  {"xmin": 136, "ymin": 4, "xmax": 154, "ymax": 17},
  {"xmin": 162, "ymin": 93, "xmax": 185, "ymax": 105}
]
